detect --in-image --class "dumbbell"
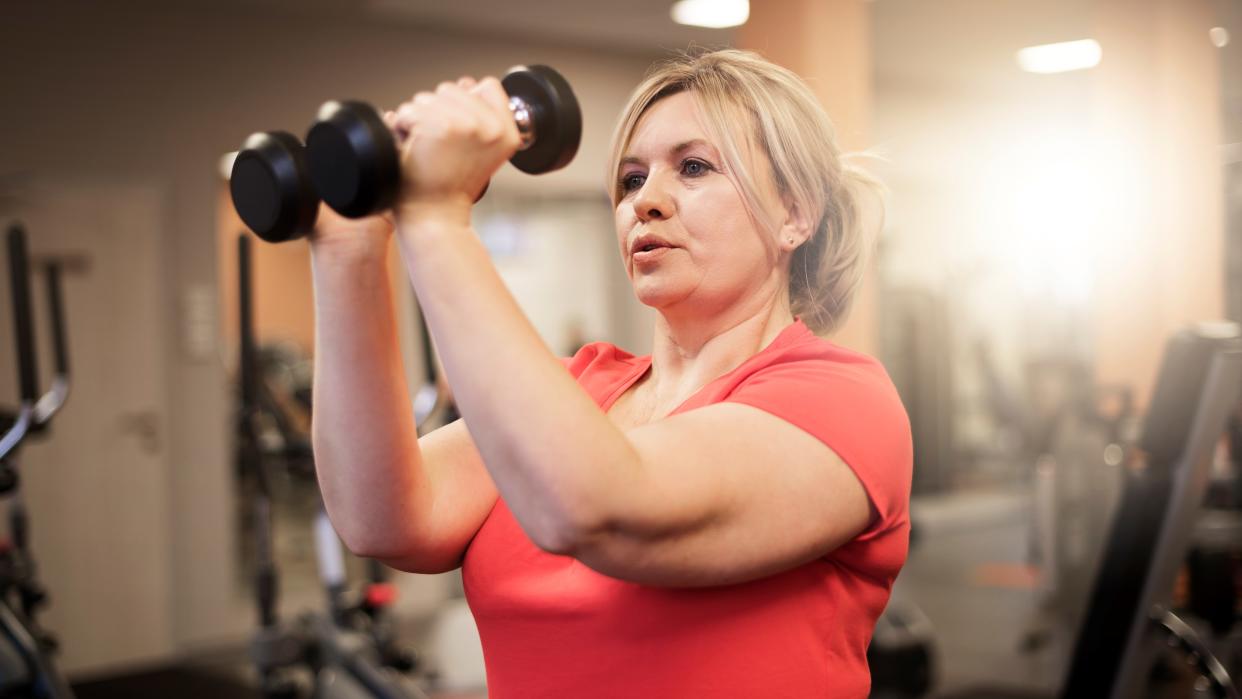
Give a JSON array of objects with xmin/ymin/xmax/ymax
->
[
  {"xmin": 229, "ymin": 132, "xmax": 320, "ymax": 244},
  {"xmin": 228, "ymin": 128, "xmax": 479, "ymax": 244},
  {"xmin": 306, "ymin": 64, "xmax": 581, "ymax": 220},
  {"xmin": 229, "ymin": 64, "xmax": 580, "ymax": 243}
]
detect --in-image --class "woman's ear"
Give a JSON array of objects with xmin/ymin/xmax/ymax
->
[{"xmin": 778, "ymin": 196, "xmax": 813, "ymax": 253}]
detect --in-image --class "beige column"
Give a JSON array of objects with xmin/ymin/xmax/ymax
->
[
  {"xmin": 738, "ymin": 0, "xmax": 877, "ymax": 353},
  {"xmin": 1090, "ymin": 0, "xmax": 1224, "ymax": 406},
  {"xmin": 216, "ymin": 187, "xmax": 317, "ymax": 357}
]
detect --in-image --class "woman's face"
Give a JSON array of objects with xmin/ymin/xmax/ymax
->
[{"xmin": 614, "ymin": 91, "xmax": 787, "ymax": 318}]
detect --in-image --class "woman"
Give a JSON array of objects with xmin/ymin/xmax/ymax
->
[{"xmin": 310, "ymin": 49, "xmax": 912, "ymax": 698}]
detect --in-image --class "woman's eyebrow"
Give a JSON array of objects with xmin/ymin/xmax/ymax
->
[
  {"xmin": 620, "ymin": 140, "xmax": 719, "ymax": 168},
  {"xmin": 672, "ymin": 139, "xmax": 717, "ymax": 156}
]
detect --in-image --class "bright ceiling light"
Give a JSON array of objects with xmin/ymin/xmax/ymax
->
[
  {"xmin": 1210, "ymin": 27, "xmax": 1230, "ymax": 48},
  {"xmin": 671, "ymin": 0, "xmax": 749, "ymax": 29},
  {"xmin": 1016, "ymin": 39, "xmax": 1102, "ymax": 74}
]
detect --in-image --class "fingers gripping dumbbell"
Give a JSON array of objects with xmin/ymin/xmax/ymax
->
[{"xmin": 305, "ymin": 64, "xmax": 581, "ymax": 220}]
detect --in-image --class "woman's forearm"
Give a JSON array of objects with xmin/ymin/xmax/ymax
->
[
  {"xmin": 309, "ymin": 241, "xmax": 431, "ymax": 557},
  {"xmin": 395, "ymin": 217, "xmax": 641, "ymax": 553}
]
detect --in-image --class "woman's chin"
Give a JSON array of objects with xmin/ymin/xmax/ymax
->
[{"xmin": 633, "ymin": 283, "xmax": 691, "ymax": 311}]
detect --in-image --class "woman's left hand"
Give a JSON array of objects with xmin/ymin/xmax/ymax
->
[{"xmin": 387, "ymin": 76, "xmax": 521, "ymax": 225}]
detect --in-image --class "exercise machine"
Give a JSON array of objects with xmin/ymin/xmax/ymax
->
[
  {"xmin": 940, "ymin": 323, "xmax": 1242, "ymax": 698},
  {"xmin": 1062, "ymin": 323, "xmax": 1242, "ymax": 698},
  {"xmin": 0, "ymin": 223, "xmax": 75, "ymax": 699},
  {"xmin": 236, "ymin": 233, "xmax": 428, "ymax": 699}
]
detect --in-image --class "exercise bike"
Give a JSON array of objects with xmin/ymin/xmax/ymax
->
[
  {"xmin": 235, "ymin": 234, "xmax": 428, "ymax": 699},
  {"xmin": 0, "ymin": 224, "xmax": 74, "ymax": 699}
]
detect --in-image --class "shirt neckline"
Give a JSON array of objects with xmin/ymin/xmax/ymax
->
[{"xmin": 599, "ymin": 318, "xmax": 810, "ymax": 415}]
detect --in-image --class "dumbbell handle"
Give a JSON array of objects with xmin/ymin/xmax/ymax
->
[{"xmin": 508, "ymin": 95, "xmax": 536, "ymax": 151}]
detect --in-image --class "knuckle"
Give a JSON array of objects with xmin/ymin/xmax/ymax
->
[{"xmin": 477, "ymin": 125, "xmax": 501, "ymax": 145}]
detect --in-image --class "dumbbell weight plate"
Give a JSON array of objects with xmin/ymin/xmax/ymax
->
[
  {"xmin": 229, "ymin": 131, "xmax": 319, "ymax": 243},
  {"xmin": 306, "ymin": 101, "xmax": 400, "ymax": 219},
  {"xmin": 503, "ymin": 65, "xmax": 582, "ymax": 175}
]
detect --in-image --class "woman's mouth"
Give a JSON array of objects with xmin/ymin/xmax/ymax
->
[{"xmin": 633, "ymin": 245, "xmax": 673, "ymax": 264}]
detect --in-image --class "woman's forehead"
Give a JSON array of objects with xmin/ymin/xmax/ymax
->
[{"xmin": 628, "ymin": 92, "xmax": 716, "ymax": 152}]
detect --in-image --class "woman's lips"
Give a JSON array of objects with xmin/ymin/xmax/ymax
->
[{"xmin": 633, "ymin": 246, "xmax": 674, "ymax": 265}]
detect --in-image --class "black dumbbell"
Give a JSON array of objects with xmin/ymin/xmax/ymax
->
[
  {"xmin": 229, "ymin": 132, "xmax": 320, "ymax": 244},
  {"xmin": 305, "ymin": 64, "xmax": 581, "ymax": 220},
  {"xmin": 229, "ymin": 65, "xmax": 579, "ymax": 242},
  {"xmin": 228, "ymin": 128, "xmax": 483, "ymax": 245}
]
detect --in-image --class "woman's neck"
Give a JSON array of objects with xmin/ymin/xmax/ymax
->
[{"xmin": 641, "ymin": 297, "xmax": 795, "ymax": 413}]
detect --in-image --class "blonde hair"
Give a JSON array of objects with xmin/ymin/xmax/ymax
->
[{"xmin": 607, "ymin": 49, "xmax": 884, "ymax": 335}]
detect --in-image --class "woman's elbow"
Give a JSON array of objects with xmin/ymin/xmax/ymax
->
[
  {"xmin": 527, "ymin": 506, "xmax": 610, "ymax": 557},
  {"xmin": 333, "ymin": 519, "xmax": 416, "ymax": 561}
]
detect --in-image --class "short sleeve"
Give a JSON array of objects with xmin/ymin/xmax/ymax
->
[{"xmin": 724, "ymin": 358, "xmax": 913, "ymax": 534}]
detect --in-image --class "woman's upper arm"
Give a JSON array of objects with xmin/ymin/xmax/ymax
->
[
  {"xmin": 564, "ymin": 361, "xmax": 911, "ymax": 587},
  {"xmin": 374, "ymin": 418, "xmax": 499, "ymax": 574},
  {"xmin": 566, "ymin": 403, "xmax": 874, "ymax": 586}
]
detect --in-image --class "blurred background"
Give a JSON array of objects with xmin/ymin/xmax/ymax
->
[{"xmin": 0, "ymin": 0, "xmax": 1239, "ymax": 696}]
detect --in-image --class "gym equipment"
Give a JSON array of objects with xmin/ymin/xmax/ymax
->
[
  {"xmin": 229, "ymin": 65, "xmax": 579, "ymax": 245},
  {"xmin": 880, "ymin": 289, "xmax": 953, "ymax": 495},
  {"xmin": 1186, "ymin": 509, "xmax": 1242, "ymax": 640},
  {"xmin": 229, "ymin": 132, "xmax": 320, "ymax": 244},
  {"xmin": 1062, "ymin": 323, "xmax": 1242, "ymax": 698},
  {"xmin": 0, "ymin": 223, "xmax": 75, "ymax": 699},
  {"xmin": 0, "ymin": 227, "xmax": 38, "ymax": 463},
  {"xmin": 932, "ymin": 324, "xmax": 1242, "ymax": 699},
  {"xmin": 236, "ymin": 233, "xmax": 427, "ymax": 699},
  {"xmin": 305, "ymin": 64, "xmax": 580, "ymax": 220},
  {"xmin": 868, "ymin": 598, "xmax": 935, "ymax": 698},
  {"xmin": 962, "ymin": 336, "xmax": 1138, "ymax": 658}
]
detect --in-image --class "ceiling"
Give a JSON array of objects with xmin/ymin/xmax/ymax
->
[
  {"xmin": 360, "ymin": 0, "xmax": 1098, "ymax": 89},
  {"xmin": 222, "ymin": 0, "xmax": 737, "ymax": 55},
  {"xmin": 366, "ymin": 0, "xmax": 737, "ymax": 53},
  {"xmin": 144, "ymin": 0, "xmax": 1242, "ymax": 138},
  {"xmin": 118, "ymin": 0, "xmax": 1240, "ymax": 93}
]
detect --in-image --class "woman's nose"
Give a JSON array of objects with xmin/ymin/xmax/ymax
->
[{"xmin": 633, "ymin": 174, "xmax": 672, "ymax": 222}]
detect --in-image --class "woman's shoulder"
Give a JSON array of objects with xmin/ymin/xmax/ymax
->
[
  {"xmin": 747, "ymin": 318, "xmax": 897, "ymax": 391},
  {"xmin": 726, "ymin": 320, "xmax": 913, "ymax": 533},
  {"xmin": 725, "ymin": 320, "xmax": 912, "ymax": 454}
]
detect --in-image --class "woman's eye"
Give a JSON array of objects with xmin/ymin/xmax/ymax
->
[
  {"xmin": 621, "ymin": 173, "xmax": 646, "ymax": 192},
  {"xmin": 681, "ymin": 159, "xmax": 711, "ymax": 177}
]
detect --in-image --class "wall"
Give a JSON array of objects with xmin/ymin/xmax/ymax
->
[{"xmin": 0, "ymin": 0, "xmax": 658, "ymax": 663}]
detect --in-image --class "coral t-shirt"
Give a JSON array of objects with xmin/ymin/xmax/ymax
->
[{"xmin": 461, "ymin": 319, "xmax": 913, "ymax": 698}]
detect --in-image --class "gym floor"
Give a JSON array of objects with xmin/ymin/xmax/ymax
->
[{"xmin": 899, "ymin": 487, "xmax": 1066, "ymax": 696}]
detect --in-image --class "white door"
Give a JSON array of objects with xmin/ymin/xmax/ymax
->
[{"xmin": 0, "ymin": 178, "xmax": 172, "ymax": 675}]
